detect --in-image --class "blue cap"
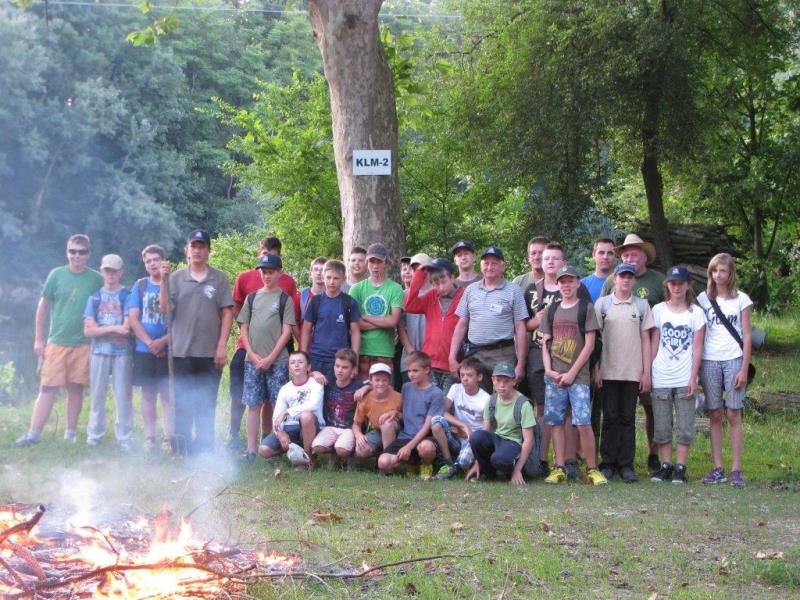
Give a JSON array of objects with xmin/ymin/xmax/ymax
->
[
  {"xmin": 257, "ymin": 254, "xmax": 282, "ymax": 270},
  {"xmin": 450, "ymin": 240, "xmax": 475, "ymax": 256},
  {"xmin": 187, "ymin": 230, "xmax": 211, "ymax": 245},
  {"xmin": 426, "ymin": 258, "xmax": 456, "ymax": 275},
  {"xmin": 665, "ymin": 265, "xmax": 690, "ymax": 282},
  {"xmin": 491, "ymin": 361, "xmax": 516, "ymax": 378},
  {"xmin": 615, "ymin": 262, "xmax": 637, "ymax": 276},
  {"xmin": 480, "ymin": 246, "xmax": 505, "ymax": 261}
]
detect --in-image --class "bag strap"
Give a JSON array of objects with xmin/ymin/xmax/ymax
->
[
  {"xmin": 708, "ymin": 296, "xmax": 743, "ymax": 349},
  {"xmin": 512, "ymin": 394, "xmax": 526, "ymax": 428},
  {"xmin": 137, "ymin": 277, "xmax": 147, "ymax": 302},
  {"xmin": 487, "ymin": 394, "xmax": 497, "ymax": 430}
]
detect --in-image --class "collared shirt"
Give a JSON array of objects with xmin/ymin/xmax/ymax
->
[{"xmin": 455, "ymin": 278, "xmax": 528, "ymax": 345}]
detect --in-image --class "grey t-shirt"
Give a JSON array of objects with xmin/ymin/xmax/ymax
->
[
  {"xmin": 398, "ymin": 382, "xmax": 444, "ymax": 441},
  {"xmin": 237, "ymin": 288, "xmax": 296, "ymax": 364},
  {"xmin": 168, "ymin": 266, "xmax": 233, "ymax": 358}
]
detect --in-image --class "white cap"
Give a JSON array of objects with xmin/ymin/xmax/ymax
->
[
  {"xmin": 100, "ymin": 254, "xmax": 123, "ymax": 270},
  {"xmin": 368, "ymin": 363, "xmax": 392, "ymax": 376}
]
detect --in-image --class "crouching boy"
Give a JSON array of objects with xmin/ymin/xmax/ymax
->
[
  {"xmin": 352, "ymin": 364, "xmax": 403, "ymax": 458},
  {"xmin": 311, "ymin": 349, "xmax": 361, "ymax": 460},
  {"xmin": 466, "ymin": 362, "xmax": 541, "ymax": 485},
  {"xmin": 259, "ymin": 351, "xmax": 324, "ymax": 465}
]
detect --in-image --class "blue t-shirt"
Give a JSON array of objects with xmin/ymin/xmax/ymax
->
[
  {"xmin": 83, "ymin": 288, "xmax": 130, "ymax": 356},
  {"xmin": 302, "ymin": 293, "xmax": 361, "ymax": 361},
  {"xmin": 323, "ymin": 379, "xmax": 361, "ymax": 429},
  {"xmin": 580, "ymin": 274, "xmax": 607, "ymax": 303},
  {"xmin": 398, "ymin": 382, "xmax": 444, "ymax": 442},
  {"xmin": 125, "ymin": 278, "xmax": 168, "ymax": 353}
]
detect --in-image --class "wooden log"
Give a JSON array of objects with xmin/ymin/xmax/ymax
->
[{"xmin": 760, "ymin": 391, "xmax": 800, "ymax": 412}]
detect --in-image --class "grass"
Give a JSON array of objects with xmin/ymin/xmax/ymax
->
[{"xmin": 1, "ymin": 310, "xmax": 798, "ymax": 598}]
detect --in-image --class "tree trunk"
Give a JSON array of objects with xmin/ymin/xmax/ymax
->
[{"xmin": 308, "ymin": 0, "xmax": 406, "ymax": 270}]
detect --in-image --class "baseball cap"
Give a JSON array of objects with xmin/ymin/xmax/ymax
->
[
  {"xmin": 556, "ymin": 265, "xmax": 580, "ymax": 281},
  {"xmin": 665, "ymin": 265, "xmax": 690, "ymax": 282},
  {"xmin": 257, "ymin": 254, "xmax": 282, "ymax": 270},
  {"xmin": 368, "ymin": 363, "xmax": 392, "ymax": 377},
  {"xmin": 400, "ymin": 256, "xmax": 411, "ymax": 264},
  {"xmin": 426, "ymin": 258, "xmax": 456, "ymax": 275},
  {"xmin": 366, "ymin": 243, "xmax": 388, "ymax": 261},
  {"xmin": 491, "ymin": 361, "xmax": 516, "ymax": 379},
  {"xmin": 187, "ymin": 230, "xmax": 211, "ymax": 245},
  {"xmin": 480, "ymin": 246, "xmax": 505, "ymax": 261},
  {"xmin": 614, "ymin": 262, "xmax": 637, "ymax": 276},
  {"xmin": 100, "ymin": 254, "xmax": 123, "ymax": 270},
  {"xmin": 450, "ymin": 240, "xmax": 475, "ymax": 256},
  {"xmin": 410, "ymin": 253, "xmax": 432, "ymax": 267}
]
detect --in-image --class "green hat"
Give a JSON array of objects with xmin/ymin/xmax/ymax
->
[
  {"xmin": 556, "ymin": 265, "xmax": 580, "ymax": 281},
  {"xmin": 491, "ymin": 361, "xmax": 516, "ymax": 378}
]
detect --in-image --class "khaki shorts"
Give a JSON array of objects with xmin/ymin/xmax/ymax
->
[
  {"xmin": 312, "ymin": 426, "xmax": 355, "ymax": 453},
  {"xmin": 40, "ymin": 343, "xmax": 90, "ymax": 387}
]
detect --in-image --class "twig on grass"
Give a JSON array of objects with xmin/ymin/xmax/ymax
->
[{"xmin": 184, "ymin": 484, "xmax": 231, "ymax": 520}]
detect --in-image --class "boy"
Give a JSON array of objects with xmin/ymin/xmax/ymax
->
[
  {"xmin": 83, "ymin": 254, "xmax": 133, "ymax": 449},
  {"xmin": 259, "ymin": 351, "xmax": 324, "ymax": 464},
  {"xmin": 377, "ymin": 351, "xmax": 450, "ymax": 478},
  {"xmin": 541, "ymin": 266, "xmax": 607, "ymax": 485},
  {"xmin": 342, "ymin": 245, "xmax": 368, "ymax": 293},
  {"xmin": 238, "ymin": 253, "xmax": 295, "ymax": 461},
  {"xmin": 466, "ymin": 362, "xmax": 538, "ymax": 485},
  {"xmin": 397, "ymin": 253, "xmax": 429, "ymax": 387},
  {"xmin": 450, "ymin": 240, "xmax": 482, "ymax": 285},
  {"xmin": 126, "ymin": 244, "xmax": 172, "ymax": 452},
  {"xmin": 352, "ymin": 363, "xmax": 403, "ymax": 458},
  {"xmin": 430, "ymin": 356, "xmax": 490, "ymax": 479},
  {"xmin": 300, "ymin": 259, "xmax": 361, "ymax": 384},
  {"xmin": 311, "ymin": 348, "xmax": 361, "ymax": 460},
  {"xmin": 299, "ymin": 256, "xmax": 327, "ymax": 317}
]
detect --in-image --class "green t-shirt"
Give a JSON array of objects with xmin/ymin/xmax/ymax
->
[
  {"xmin": 485, "ymin": 392, "xmax": 536, "ymax": 444},
  {"xmin": 600, "ymin": 268, "xmax": 665, "ymax": 306},
  {"xmin": 237, "ymin": 288, "xmax": 296, "ymax": 364},
  {"xmin": 42, "ymin": 266, "xmax": 103, "ymax": 346},
  {"xmin": 349, "ymin": 277, "xmax": 404, "ymax": 358}
]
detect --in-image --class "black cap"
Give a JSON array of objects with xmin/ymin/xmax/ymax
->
[
  {"xmin": 257, "ymin": 254, "xmax": 282, "ymax": 270},
  {"xmin": 426, "ymin": 258, "xmax": 456, "ymax": 275},
  {"xmin": 480, "ymin": 246, "xmax": 505, "ymax": 261},
  {"xmin": 187, "ymin": 230, "xmax": 211, "ymax": 245},
  {"xmin": 450, "ymin": 240, "xmax": 475, "ymax": 256},
  {"xmin": 665, "ymin": 265, "xmax": 690, "ymax": 282}
]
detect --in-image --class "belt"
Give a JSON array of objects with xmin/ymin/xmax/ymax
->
[{"xmin": 469, "ymin": 338, "xmax": 514, "ymax": 353}]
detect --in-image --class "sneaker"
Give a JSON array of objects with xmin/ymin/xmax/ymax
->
[
  {"xmin": 729, "ymin": 470, "xmax": 745, "ymax": 487},
  {"xmin": 434, "ymin": 462, "xmax": 457, "ymax": 480},
  {"xmin": 14, "ymin": 434, "xmax": 39, "ymax": 448},
  {"xmin": 544, "ymin": 466, "xmax": 567, "ymax": 484},
  {"xmin": 161, "ymin": 437, "xmax": 174, "ymax": 454},
  {"xmin": 419, "ymin": 463, "xmax": 434, "ymax": 481},
  {"xmin": 586, "ymin": 468, "xmax": 608, "ymax": 486},
  {"xmin": 143, "ymin": 437, "xmax": 157, "ymax": 453},
  {"xmin": 86, "ymin": 437, "xmax": 102, "ymax": 447},
  {"xmin": 619, "ymin": 467, "xmax": 639, "ymax": 483},
  {"xmin": 241, "ymin": 451, "xmax": 257, "ymax": 463},
  {"xmin": 564, "ymin": 459, "xmax": 581, "ymax": 481},
  {"xmin": 650, "ymin": 463, "xmax": 673, "ymax": 482},
  {"xmin": 702, "ymin": 467, "xmax": 727, "ymax": 484},
  {"xmin": 118, "ymin": 439, "xmax": 135, "ymax": 452},
  {"xmin": 647, "ymin": 453, "xmax": 660, "ymax": 473},
  {"xmin": 600, "ymin": 467, "xmax": 615, "ymax": 480},
  {"xmin": 64, "ymin": 430, "xmax": 77, "ymax": 443},
  {"xmin": 672, "ymin": 464, "xmax": 687, "ymax": 485}
]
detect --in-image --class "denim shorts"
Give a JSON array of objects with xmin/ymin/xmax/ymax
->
[
  {"xmin": 241, "ymin": 362, "xmax": 289, "ymax": 407},
  {"xmin": 431, "ymin": 416, "xmax": 469, "ymax": 459},
  {"xmin": 261, "ymin": 422, "xmax": 307, "ymax": 450},
  {"xmin": 543, "ymin": 377, "xmax": 591, "ymax": 426}
]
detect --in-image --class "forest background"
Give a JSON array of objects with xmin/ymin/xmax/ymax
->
[{"xmin": 0, "ymin": 0, "xmax": 798, "ymax": 396}]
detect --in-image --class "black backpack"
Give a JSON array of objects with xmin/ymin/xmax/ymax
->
[{"xmin": 304, "ymin": 292, "xmax": 354, "ymax": 345}]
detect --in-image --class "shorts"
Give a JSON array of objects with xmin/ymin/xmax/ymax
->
[
  {"xmin": 132, "ymin": 351, "xmax": 168, "ymax": 388},
  {"xmin": 229, "ymin": 348, "xmax": 246, "ymax": 401},
  {"xmin": 364, "ymin": 428, "xmax": 384, "ymax": 453},
  {"xmin": 543, "ymin": 377, "xmax": 591, "ymax": 426},
  {"xmin": 700, "ymin": 357, "xmax": 745, "ymax": 410},
  {"xmin": 430, "ymin": 416, "xmax": 467, "ymax": 458},
  {"xmin": 652, "ymin": 387, "xmax": 696, "ymax": 445},
  {"xmin": 241, "ymin": 362, "xmax": 289, "ymax": 407},
  {"xmin": 357, "ymin": 355, "xmax": 393, "ymax": 383},
  {"xmin": 382, "ymin": 436, "xmax": 438, "ymax": 464},
  {"xmin": 260, "ymin": 421, "xmax": 317, "ymax": 451},
  {"xmin": 525, "ymin": 346, "xmax": 545, "ymax": 405},
  {"xmin": 312, "ymin": 426, "xmax": 355, "ymax": 453},
  {"xmin": 40, "ymin": 343, "xmax": 90, "ymax": 387}
]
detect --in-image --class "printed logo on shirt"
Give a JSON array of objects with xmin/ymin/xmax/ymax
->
[
  {"xmin": 363, "ymin": 294, "xmax": 388, "ymax": 316},
  {"xmin": 551, "ymin": 320, "xmax": 578, "ymax": 365},
  {"xmin": 336, "ymin": 313, "xmax": 345, "ymax": 323},
  {"xmin": 660, "ymin": 321, "xmax": 693, "ymax": 360},
  {"xmin": 636, "ymin": 287, "xmax": 649, "ymax": 299},
  {"xmin": 203, "ymin": 285, "xmax": 216, "ymax": 299},
  {"xmin": 705, "ymin": 307, "xmax": 738, "ymax": 328}
]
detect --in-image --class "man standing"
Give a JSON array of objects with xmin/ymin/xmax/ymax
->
[
  {"xmin": 449, "ymin": 247, "xmax": 528, "ymax": 384},
  {"xmin": 581, "ymin": 238, "xmax": 616, "ymax": 302},
  {"xmin": 600, "ymin": 233, "xmax": 665, "ymax": 472},
  {"xmin": 512, "ymin": 235, "xmax": 550, "ymax": 291},
  {"xmin": 161, "ymin": 230, "xmax": 233, "ymax": 454},
  {"xmin": 16, "ymin": 235, "xmax": 103, "ymax": 446},
  {"xmin": 450, "ymin": 240, "xmax": 482, "ymax": 286}
]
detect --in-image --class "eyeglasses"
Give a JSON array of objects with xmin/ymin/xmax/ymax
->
[{"xmin": 68, "ymin": 248, "xmax": 89, "ymax": 255}]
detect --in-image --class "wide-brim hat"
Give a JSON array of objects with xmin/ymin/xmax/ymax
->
[{"xmin": 614, "ymin": 234, "xmax": 656, "ymax": 265}]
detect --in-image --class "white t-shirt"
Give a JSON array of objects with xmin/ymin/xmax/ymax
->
[
  {"xmin": 697, "ymin": 291, "xmax": 753, "ymax": 361},
  {"xmin": 446, "ymin": 383, "xmax": 490, "ymax": 431},
  {"xmin": 651, "ymin": 303, "xmax": 706, "ymax": 389},
  {"xmin": 274, "ymin": 378, "xmax": 325, "ymax": 428}
]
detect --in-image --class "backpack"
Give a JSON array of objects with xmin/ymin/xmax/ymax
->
[
  {"xmin": 599, "ymin": 294, "xmax": 647, "ymax": 324},
  {"xmin": 90, "ymin": 287, "xmax": 131, "ymax": 320},
  {"xmin": 545, "ymin": 298, "xmax": 602, "ymax": 368},
  {"xmin": 305, "ymin": 292, "xmax": 353, "ymax": 344},
  {"xmin": 244, "ymin": 290, "xmax": 294, "ymax": 351},
  {"xmin": 486, "ymin": 393, "xmax": 544, "ymax": 479}
]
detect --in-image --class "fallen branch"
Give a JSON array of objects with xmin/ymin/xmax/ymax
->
[
  {"xmin": 184, "ymin": 485, "xmax": 231, "ymax": 520},
  {"xmin": 0, "ymin": 505, "xmax": 45, "ymax": 545},
  {"xmin": 0, "ymin": 555, "xmax": 29, "ymax": 594}
]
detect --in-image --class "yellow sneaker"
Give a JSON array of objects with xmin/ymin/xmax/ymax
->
[
  {"xmin": 586, "ymin": 468, "xmax": 608, "ymax": 486},
  {"xmin": 544, "ymin": 466, "xmax": 567, "ymax": 484},
  {"xmin": 419, "ymin": 463, "xmax": 434, "ymax": 481}
]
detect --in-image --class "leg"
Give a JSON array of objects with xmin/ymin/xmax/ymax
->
[
  {"xmin": 246, "ymin": 405, "xmax": 262, "ymax": 454},
  {"xmin": 489, "ymin": 436, "xmax": 522, "ymax": 478},
  {"xmin": 65, "ymin": 344, "xmax": 90, "ymax": 434},
  {"xmin": 577, "ymin": 425, "xmax": 597, "ymax": 469},
  {"xmin": 417, "ymin": 439, "xmax": 437, "ymax": 465},
  {"xmin": 299, "ymin": 411, "xmax": 318, "ymax": 455},
  {"xmin": 228, "ymin": 348, "xmax": 246, "ymax": 438},
  {"xmin": 28, "ymin": 386, "xmax": 59, "ymax": 432},
  {"xmin": 469, "ymin": 429, "xmax": 498, "ymax": 478},
  {"xmin": 86, "ymin": 354, "xmax": 110, "ymax": 443},
  {"xmin": 551, "ymin": 425, "xmax": 566, "ymax": 467},
  {"xmin": 170, "ymin": 358, "xmax": 192, "ymax": 454},
  {"xmin": 564, "ymin": 408, "xmax": 577, "ymax": 460},
  {"xmin": 599, "ymin": 381, "xmax": 620, "ymax": 470},
  {"xmin": 617, "ymin": 381, "xmax": 639, "ymax": 470},
  {"xmin": 650, "ymin": 389, "xmax": 673, "ymax": 465},
  {"xmin": 112, "ymin": 354, "xmax": 133, "ymax": 442},
  {"xmin": 430, "ymin": 418, "xmax": 452, "ymax": 461},
  {"xmin": 708, "ymin": 408, "xmax": 725, "ymax": 469},
  {"xmin": 334, "ymin": 429, "xmax": 355, "ymax": 458},
  {"xmin": 65, "ymin": 384, "xmax": 85, "ymax": 433},
  {"xmin": 543, "ymin": 375, "xmax": 568, "ymax": 466},
  {"xmin": 380, "ymin": 418, "xmax": 398, "ymax": 449},
  {"xmin": 193, "ymin": 359, "xmax": 221, "ymax": 453},
  {"xmin": 311, "ymin": 427, "xmax": 336, "ymax": 456},
  {"xmin": 674, "ymin": 389, "xmax": 696, "ymax": 467},
  {"xmin": 141, "ymin": 384, "xmax": 158, "ymax": 440},
  {"xmin": 728, "ymin": 408, "xmax": 744, "ymax": 472},
  {"xmin": 377, "ymin": 452, "xmax": 400, "ymax": 473}
]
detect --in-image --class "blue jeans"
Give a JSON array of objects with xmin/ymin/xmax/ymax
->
[{"xmin": 469, "ymin": 429, "xmax": 521, "ymax": 478}]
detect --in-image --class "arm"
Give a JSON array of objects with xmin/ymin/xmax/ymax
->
[
  {"xmin": 650, "ymin": 327, "xmax": 660, "ymax": 376},
  {"xmin": 158, "ymin": 263, "xmax": 172, "ymax": 315},
  {"xmin": 349, "ymin": 321, "xmax": 361, "ymax": 355},
  {"xmin": 362, "ymin": 307, "xmax": 401, "ymax": 329},
  {"xmin": 34, "ymin": 297, "xmax": 50, "ymax": 357},
  {"xmin": 397, "ymin": 414, "xmax": 434, "ymax": 461},
  {"xmin": 403, "ymin": 269, "xmax": 431, "ymax": 314},
  {"xmin": 448, "ymin": 317, "xmax": 469, "ymax": 376},
  {"xmin": 541, "ymin": 334, "xmax": 556, "ymax": 379},
  {"xmin": 688, "ymin": 326, "xmax": 705, "ymax": 397},
  {"xmin": 639, "ymin": 328, "xmax": 652, "ymax": 393},
  {"xmin": 239, "ymin": 322, "xmax": 262, "ymax": 365},
  {"xmin": 215, "ymin": 306, "xmax": 234, "ymax": 369},
  {"xmin": 83, "ymin": 317, "xmax": 128, "ymax": 338},
  {"xmin": 511, "ymin": 426, "xmax": 534, "ymax": 486},
  {"xmin": 300, "ymin": 319, "xmax": 313, "ymax": 353},
  {"xmin": 398, "ymin": 318, "xmax": 414, "ymax": 354},
  {"xmin": 734, "ymin": 307, "xmax": 752, "ymax": 389},
  {"xmin": 514, "ymin": 319, "xmax": 528, "ymax": 382},
  {"xmin": 559, "ymin": 330, "xmax": 595, "ymax": 386},
  {"xmin": 526, "ymin": 309, "xmax": 543, "ymax": 331}
]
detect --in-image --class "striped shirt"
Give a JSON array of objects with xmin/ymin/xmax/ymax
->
[{"xmin": 455, "ymin": 278, "xmax": 528, "ymax": 345}]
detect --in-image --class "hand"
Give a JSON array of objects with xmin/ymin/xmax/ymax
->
[
  {"xmin": 733, "ymin": 368, "xmax": 748, "ymax": 389},
  {"xmin": 449, "ymin": 357, "xmax": 460, "ymax": 379},
  {"xmin": 214, "ymin": 347, "xmax": 228, "ymax": 369},
  {"xmin": 34, "ymin": 339, "xmax": 45, "ymax": 358},
  {"xmin": 247, "ymin": 351, "xmax": 262, "ymax": 366},
  {"xmin": 639, "ymin": 373, "xmax": 651, "ymax": 394},
  {"xmin": 461, "ymin": 424, "xmax": 472, "ymax": 441},
  {"xmin": 688, "ymin": 378, "xmax": 697, "ymax": 397},
  {"xmin": 396, "ymin": 444, "xmax": 412, "ymax": 462},
  {"xmin": 593, "ymin": 369, "xmax": 603, "ymax": 389},
  {"xmin": 465, "ymin": 462, "xmax": 480, "ymax": 482},
  {"xmin": 258, "ymin": 355, "xmax": 276, "ymax": 372},
  {"xmin": 277, "ymin": 429, "xmax": 290, "ymax": 451},
  {"xmin": 355, "ymin": 433, "xmax": 369, "ymax": 452},
  {"xmin": 510, "ymin": 469, "xmax": 525, "ymax": 486},
  {"xmin": 310, "ymin": 370, "xmax": 327, "ymax": 385},
  {"xmin": 354, "ymin": 384, "xmax": 371, "ymax": 402},
  {"xmin": 514, "ymin": 363, "xmax": 525, "ymax": 384},
  {"xmin": 160, "ymin": 263, "xmax": 172, "ymax": 279},
  {"xmin": 559, "ymin": 371, "xmax": 576, "ymax": 387}
]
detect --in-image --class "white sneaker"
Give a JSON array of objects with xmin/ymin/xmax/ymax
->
[
  {"xmin": 86, "ymin": 437, "xmax": 102, "ymax": 447},
  {"xmin": 64, "ymin": 430, "xmax": 77, "ymax": 443}
]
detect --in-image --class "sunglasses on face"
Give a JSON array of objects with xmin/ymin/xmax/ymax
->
[{"xmin": 68, "ymin": 248, "xmax": 89, "ymax": 255}]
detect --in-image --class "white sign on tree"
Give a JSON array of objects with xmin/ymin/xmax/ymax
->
[{"xmin": 353, "ymin": 149, "xmax": 391, "ymax": 175}]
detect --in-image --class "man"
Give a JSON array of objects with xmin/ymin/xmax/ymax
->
[
  {"xmin": 227, "ymin": 236, "xmax": 299, "ymax": 450},
  {"xmin": 512, "ymin": 235, "xmax": 550, "ymax": 291},
  {"xmin": 581, "ymin": 238, "xmax": 616, "ymax": 302},
  {"xmin": 342, "ymin": 245, "xmax": 368, "ymax": 293},
  {"xmin": 450, "ymin": 240, "xmax": 482, "ymax": 286},
  {"xmin": 449, "ymin": 247, "xmax": 528, "ymax": 386},
  {"xmin": 160, "ymin": 230, "xmax": 233, "ymax": 454},
  {"xmin": 600, "ymin": 233, "xmax": 665, "ymax": 472},
  {"xmin": 16, "ymin": 235, "xmax": 103, "ymax": 446}
]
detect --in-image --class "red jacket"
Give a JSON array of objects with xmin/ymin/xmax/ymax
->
[{"xmin": 403, "ymin": 268, "xmax": 465, "ymax": 371}]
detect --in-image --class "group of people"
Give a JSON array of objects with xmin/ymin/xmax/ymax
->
[{"xmin": 14, "ymin": 230, "xmax": 753, "ymax": 488}]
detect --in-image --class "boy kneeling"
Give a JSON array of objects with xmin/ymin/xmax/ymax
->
[{"xmin": 466, "ymin": 362, "xmax": 540, "ymax": 485}]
